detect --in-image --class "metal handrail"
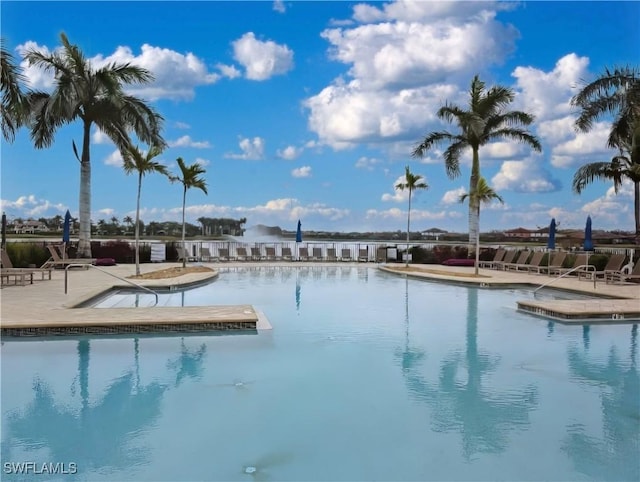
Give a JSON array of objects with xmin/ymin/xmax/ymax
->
[
  {"xmin": 64, "ymin": 264, "xmax": 159, "ymax": 306},
  {"xmin": 533, "ymin": 264, "xmax": 597, "ymax": 293}
]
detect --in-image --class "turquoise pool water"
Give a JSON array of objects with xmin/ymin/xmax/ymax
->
[{"xmin": 2, "ymin": 266, "xmax": 638, "ymax": 481}]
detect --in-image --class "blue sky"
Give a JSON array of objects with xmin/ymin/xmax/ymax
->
[{"xmin": 2, "ymin": 1, "xmax": 639, "ymax": 233}]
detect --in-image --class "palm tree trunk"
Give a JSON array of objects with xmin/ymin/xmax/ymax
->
[
  {"xmin": 181, "ymin": 187, "xmax": 187, "ymax": 268},
  {"xmin": 134, "ymin": 174, "xmax": 142, "ymax": 276},
  {"xmin": 634, "ymin": 181, "xmax": 640, "ymax": 236},
  {"xmin": 468, "ymin": 147, "xmax": 480, "ymax": 257},
  {"xmin": 406, "ymin": 190, "xmax": 412, "ymax": 267},
  {"xmin": 77, "ymin": 121, "xmax": 92, "ymax": 258},
  {"xmin": 475, "ymin": 206, "xmax": 480, "ymax": 276}
]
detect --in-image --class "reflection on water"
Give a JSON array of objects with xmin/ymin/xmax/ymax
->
[
  {"xmin": 397, "ymin": 284, "xmax": 538, "ymax": 460},
  {"xmin": 564, "ymin": 324, "xmax": 639, "ymax": 481},
  {"xmin": 2, "ymin": 267, "xmax": 638, "ymax": 481}
]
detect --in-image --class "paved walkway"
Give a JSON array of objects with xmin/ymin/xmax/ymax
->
[{"xmin": 1, "ymin": 262, "xmax": 638, "ymax": 336}]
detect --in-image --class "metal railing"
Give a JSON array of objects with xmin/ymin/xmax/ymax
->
[
  {"xmin": 533, "ymin": 264, "xmax": 597, "ymax": 293},
  {"xmin": 64, "ymin": 263, "xmax": 159, "ymax": 306}
]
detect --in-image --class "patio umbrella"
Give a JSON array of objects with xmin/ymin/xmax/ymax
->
[
  {"xmin": 1, "ymin": 212, "xmax": 6, "ymax": 250},
  {"xmin": 547, "ymin": 218, "xmax": 556, "ymax": 250},
  {"xmin": 62, "ymin": 210, "xmax": 71, "ymax": 258},
  {"xmin": 295, "ymin": 219, "xmax": 302, "ymax": 261},
  {"xmin": 583, "ymin": 216, "xmax": 593, "ymax": 251}
]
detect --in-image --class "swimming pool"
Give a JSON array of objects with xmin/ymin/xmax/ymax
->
[{"xmin": 2, "ymin": 266, "xmax": 638, "ymax": 481}]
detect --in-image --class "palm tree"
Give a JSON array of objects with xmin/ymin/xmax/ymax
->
[
  {"xmin": 1, "ymin": 38, "xmax": 28, "ymax": 142},
  {"xmin": 460, "ymin": 177, "xmax": 504, "ymax": 275},
  {"xmin": 122, "ymin": 215, "xmax": 134, "ymax": 232},
  {"xmin": 24, "ymin": 32, "xmax": 165, "ymax": 258},
  {"xmin": 571, "ymin": 66, "xmax": 640, "ymax": 235},
  {"xmin": 122, "ymin": 144, "xmax": 168, "ymax": 275},
  {"xmin": 395, "ymin": 165, "xmax": 428, "ymax": 266},
  {"xmin": 170, "ymin": 158, "xmax": 208, "ymax": 268},
  {"xmin": 412, "ymin": 75, "xmax": 541, "ymax": 254}
]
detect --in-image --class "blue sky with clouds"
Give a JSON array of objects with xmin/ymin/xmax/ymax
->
[{"xmin": 2, "ymin": 1, "xmax": 638, "ymax": 233}]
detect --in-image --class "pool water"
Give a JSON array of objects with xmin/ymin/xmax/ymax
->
[{"xmin": 2, "ymin": 266, "xmax": 638, "ymax": 481}]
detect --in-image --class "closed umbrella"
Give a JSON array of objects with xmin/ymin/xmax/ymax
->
[
  {"xmin": 1, "ymin": 212, "xmax": 6, "ymax": 250},
  {"xmin": 583, "ymin": 216, "xmax": 593, "ymax": 251},
  {"xmin": 295, "ymin": 220, "xmax": 302, "ymax": 261},
  {"xmin": 62, "ymin": 210, "xmax": 71, "ymax": 258},
  {"xmin": 547, "ymin": 218, "xmax": 556, "ymax": 250}
]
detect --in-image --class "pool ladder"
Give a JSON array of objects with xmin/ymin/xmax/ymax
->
[
  {"xmin": 533, "ymin": 264, "xmax": 596, "ymax": 295},
  {"xmin": 64, "ymin": 263, "xmax": 159, "ymax": 306}
]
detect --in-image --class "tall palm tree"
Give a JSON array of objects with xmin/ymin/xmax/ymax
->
[
  {"xmin": 571, "ymin": 66, "xmax": 640, "ymax": 235},
  {"xmin": 122, "ymin": 144, "xmax": 168, "ymax": 275},
  {"xmin": 395, "ymin": 165, "xmax": 428, "ymax": 266},
  {"xmin": 24, "ymin": 32, "xmax": 165, "ymax": 258},
  {"xmin": 412, "ymin": 75, "xmax": 541, "ymax": 254},
  {"xmin": 460, "ymin": 177, "xmax": 504, "ymax": 275},
  {"xmin": 1, "ymin": 38, "xmax": 28, "ymax": 142},
  {"xmin": 170, "ymin": 157, "xmax": 208, "ymax": 268},
  {"xmin": 122, "ymin": 215, "xmax": 134, "ymax": 231}
]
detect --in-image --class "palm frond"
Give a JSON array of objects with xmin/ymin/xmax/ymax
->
[
  {"xmin": 412, "ymin": 131, "xmax": 458, "ymax": 158},
  {"xmin": 487, "ymin": 128, "xmax": 542, "ymax": 152}
]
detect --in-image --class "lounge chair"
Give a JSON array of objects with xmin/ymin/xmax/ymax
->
[
  {"xmin": 605, "ymin": 258, "xmax": 640, "ymax": 284},
  {"xmin": 42, "ymin": 245, "xmax": 93, "ymax": 269},
  {"xmin": 340, "ymin": 248, "xmax": 353, "ymax": 261},
  {"xmin": 503, "ymin": 251, "xmax": 530, "ymax": 271},
  {"xmin": 200, "ymin": 247, "xmax": 218, "ymax": 262},
  {"xmin": 312, "ymin": 247, "xmax": 323, "ymax": 261},
  {"xmin": 479, "ymin": 249, "xmax": 505, "ymax": 269},
  {"xmin": 520, "ymin": 251, "xmax": 544, "ymax": 273},
  {"xmin": 218, "ymin": 248, "xmax": 230, "ymax": 262},
  {"xmin": 376, "ymin": 247, "xmax": 386, "ymax": 263},
  {"xmin": 265, "ymin": 247, "xmax": 278, "ymax": 261},
  {"xmin": 251, "ymin": 247, "xmax": 264, "ymax": 261},
  {"xmin": 578, "ymin": 253, "xmax": 626, "ymax": 281},
  {"xmin": 536, "ymin": 251, "xmax": 567, "ymax": 275},
  {"xmin": 1, "ymin": 269, "xmax": 34, "ymax": 286},
  {"xmin": 281, "ymin": 247, "xmax": 293, "ymax": 261},
  {"xmin": 548, "ymin": 253, "xmax": 591, "ymax": 277},
  {"xmin": 326, "ymin": 248, "xmax": 338, "ymax": 261},
  {"xmin": 1, "ymin": 248, "xmax": 52, "ymax": 281},
  {"xmin": 358, "ymin": 249, "xmax": 369, "ymax": 262},
  {"xmin": 494, "ymin": 250, "xmax": 517, "ymax": 270},
  {"xmin": 236, "ymin": 247, "xmax": 249, "ymax": 261},
  {"xmin": 298, "ymin": 247, "xmax": 310, "ymax": 261},
  {"xmin": 176, "ymin": 247, "xmax": 198, "ymax": 262}
]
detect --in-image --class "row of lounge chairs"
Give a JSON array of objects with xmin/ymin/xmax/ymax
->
[
  {"xmin": 195, "ymin": 247, "xmax": 371, "ymax": 263},
  {"xmin": 481, "ymin": 248, "xmax": 639, "ymax": 283}
]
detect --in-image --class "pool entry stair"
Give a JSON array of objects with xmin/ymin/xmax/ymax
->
[{"xmin": 516, "ymin": 299, "xmax": 640, "ymax": 323}]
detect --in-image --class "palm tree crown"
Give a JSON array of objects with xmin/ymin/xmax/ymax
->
[
  {"xmin": 412, "ymin": 75, "xmax": 540, "ymax": 252},
  {"xmin": 395, "ymin": 165, "xmax": 428, "ymax": 266},
  {"xmin": 171, "ymin": 157, "xmax": 208, "ymax": 268},
  {"xmin": 571, "ymin": 66, "xmax": 640, "ymax": 235},
  {"xmin": 23, "ymin": 32, "xmax": 165, "ymax": 257},
  {"xmin": 1, "ymin": 39, "xmax": 28, "ymax": 142},
  {"xmin": 122, "ymin": 144, "xmax": 169, "ymax": 275}
]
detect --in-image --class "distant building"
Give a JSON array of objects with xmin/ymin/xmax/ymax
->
[{"xmin": 12, "ymin": 220, "xmax": 49, "ymax": 234}]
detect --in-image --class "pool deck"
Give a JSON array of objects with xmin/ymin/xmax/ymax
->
[{"xmin": 1, "ymin": 262, "xmax": 639, "ymax": 337}]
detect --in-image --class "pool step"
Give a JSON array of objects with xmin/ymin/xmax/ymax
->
[{"xmin": 517, "ymin": 299, "xmax": 640, "ymax": 323}]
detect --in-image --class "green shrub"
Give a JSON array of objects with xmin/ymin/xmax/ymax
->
[{"xmin": 4, "ymin": 242, "xmax": 49, "ymax": 267}]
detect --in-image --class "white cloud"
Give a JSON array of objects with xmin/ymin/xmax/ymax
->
[
  {"xmin": 1, "ymin": 195, "xmax": 67, "ymax": 217},
  {"xmin": 92, "ymin": 129, "xmax": 111, "ymax": 145},
  {"xmin": 492, "ymin": 159, "xmax": 561, "ymax": 193},
  {"xmin": 104, "ymin": 150, "xmax": 124, "ymax": 167},
  {"xmin": 277, "ymin": 145, "xmax": 303, "ymax": 160},
  {"xmin": 291, "ymin": 166, "xmax": 312, "ymax": 178},
  {"xmin": 273, "ymin": 0, "xmax": 285, "ymax": 13},
  {"xmin": 579, "ymin": 181, "xmax": 633, "ymax": 227},
  {"xmin": 512, "ymin": 53, "xmax": 590, "ymax": 122},
  {"xmin": 355, "ymin": 156, "xmax": 382, "ymax": 170},
  {"xmin": 168, "ymin": 135, "xmax": 212, "ymax": 149},
  {"xmin": 352, "ymin": 0, "xmax": 514, "ymax": 23},
  {"xmin": 96, "ymin": 208, "xmax": 116, "ymax": 218},
  {"xmin": 232, "ymin": 32, "xmax": 294, "ymax": 81},
  {"xmin": 479, "ymin": 142, "xmax": 524, "ymax": 159},
  {"xmin": 175, "ymin": 121, "xmax": 191, "ymax": 129},
  {"xmin": 365, "ymin": 207, "xmax": 448, "ymax": 221},
  {"xmin": 224, "ymin": 136, "xmax": 265, "ymax": 160},
  {"xmin": 216, "ymin": 63, "xmax": 242, "ymax": 79},
  {"xmin": 536, "ymin": 116, "xmax": 575, "ymax": 144},
  {"xmin": 550, "ymin": 122, "xmax": 613, "ymax": 168},
  {"xmin": 441, "ymin": 186, "xmax": 467, "ymax": 205},
  {"xmin": 17, "ymin": 41, "xmax": 220, "ymax": 101},
  {"xmin": 194, "ymin": 157, "xmax": 211, "ymax": 167}
]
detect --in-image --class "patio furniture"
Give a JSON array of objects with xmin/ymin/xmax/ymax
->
[
  {"xmin": 42, "ymin": 245, "xmax": 93, "ymax": 269},
  {"xmin": 578, "ymin": 253, "xmax": 626, "ymax": 281},
  {"xmin": 605, "ymin": 258, "xmax": 640, "ymax": 284},
  {"xmin": 479, "ymin": 249, "xmax": 505, "ymax": 269},
  {"xmin": 340, "ymin": 249, "xmax": 353, "ymax": 261}
]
